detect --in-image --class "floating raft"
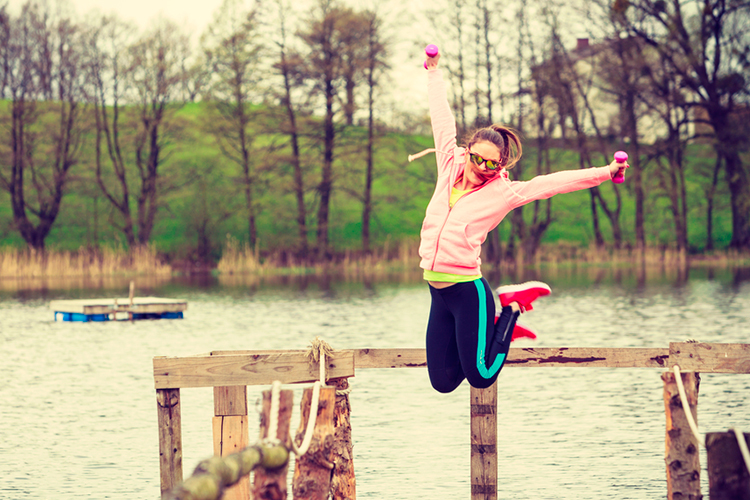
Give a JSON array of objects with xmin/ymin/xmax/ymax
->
[{"xmin": 50, "ymin": 297, "xmax": 187, "ymax": 322}]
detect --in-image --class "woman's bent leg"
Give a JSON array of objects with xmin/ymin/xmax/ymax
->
[
  {"xmin": 453, "ymin": 278, "xmax": 510, "ymax": 389},
  {"xmin": 426, "ymin": 285, "xmax": 465, "ymax": 393}
]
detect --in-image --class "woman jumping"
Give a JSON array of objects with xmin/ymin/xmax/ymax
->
[{"xmin": 417, "ymin": 50, "xmax": 628, "ymax": 394}]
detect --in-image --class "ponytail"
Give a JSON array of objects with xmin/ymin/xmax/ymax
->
[{"xmin": 464, "ymin": 125, "xmax": 523, "ymax": 170}]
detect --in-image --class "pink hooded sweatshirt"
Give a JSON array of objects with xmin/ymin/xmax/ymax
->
[{"xmin": 419, "ymin": 69, "xmax": 613, "ymax": 275}]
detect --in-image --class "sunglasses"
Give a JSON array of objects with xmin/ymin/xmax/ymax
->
[{"xmin": 468, "ymin": 152, "xmax": 502, "ymax": 170}]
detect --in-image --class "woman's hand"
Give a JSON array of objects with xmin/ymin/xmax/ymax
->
[
  {"xmin": 425, "ymin": 52, "xmax": 440, "ymax": 70},
  {"xmin": 608, "ymin": 158, "xmax": 629, "ymax": 179}
]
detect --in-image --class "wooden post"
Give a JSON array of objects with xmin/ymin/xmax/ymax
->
[
  {"xmin": 470, "ymin": 384, "xmax": 497, "ymax": 500},
  {"xmin": 706, "ymin": 431, "xmax": 750, "ymax": 500},
  {"xmin": 157, "ymin": 388, "xmax": 183, "ymax": 499},
  {"xmin": 330, "ymin": 378, "xmax": 356, "ymax": 500},
  {"xmin": 292, "ymin": 386, "xmax": 336, "ymax": 500},
  {"xmin": 128, "ymin": 280, "xmax": 135, "ymax": 321},
  {"xmin": 254, "ymin": 388, "xmax": 294, "ymax": 500},
  {"xmin": 212, "ymin": 386, "xmax": 249, "ymax": 500},
  {"xmin": 662, "ymin": 371, "xmax": 701, "ymax": 500}
]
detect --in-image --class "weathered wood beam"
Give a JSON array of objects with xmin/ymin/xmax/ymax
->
[
  {"xmin": 353, "ymin": 347, "xmax": 669, "ymax": 369},
  {"xmin": 155, "ymin": 343, "xmax": 750, "ymax": 390},
  {"xmin": 157, "ymin": 388, "xmax": 183, "ymax": 499},
  {"xmin": 212, "ymin": 387, "xmax": 249, "ymax": 500},
  {"xmin": 669, "ymin": 342, "xmax": 750, "ymax": 373},
  {"xmin": 154, "ymin": 351, "xmax": 355, "ymax": 389}
]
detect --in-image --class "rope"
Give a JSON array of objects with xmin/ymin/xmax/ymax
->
[
  {"xmin": 265, "ymin": 380, "xmax": 282, "ymax": 445},
  {"xmin": 306, "ymin": 336, "xmax": 332, "ymax": 385},
  {"xmin": 289, "ymin": 381, "xmax": 321, "ymax": 456},
  {"xmin": 673, "ymin": 365, "xmax": 701, "ymax": 443},
  {"xmin": 407, "ymin": 148, "xmax": 454, "ymax": 162},
  {"xmin": 289, "ymin": 337, "xmax": 330, "ymax": 456},
  {"xmin": 731, "ymin": 428, "xmax": 750, "ymax": 477}
]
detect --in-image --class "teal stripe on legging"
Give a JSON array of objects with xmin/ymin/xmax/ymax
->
[{"xmin": 473, "ymin": 279, "xmax": 505, "ymax": 378}]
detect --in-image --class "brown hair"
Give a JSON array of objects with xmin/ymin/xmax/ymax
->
[{"xmin": 464, "ymin": 125, "xmax": 523, "ymax": 170}]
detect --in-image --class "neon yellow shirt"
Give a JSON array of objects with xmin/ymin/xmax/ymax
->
[
  {"xmin": 449, "ymin": 186, "xmax": 472, "ymax": 208},
  {"xmin": 423, "ymin": 269, "xmax": 482, "ymax": 282}
]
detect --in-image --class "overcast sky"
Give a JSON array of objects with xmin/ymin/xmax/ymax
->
[
  {"xmin": 7, "ymin": 0, "xmax": 433, "ymax": 120},
  {"xmin": 4, "ymin": 0, "xmax": 591, "ymax": 124}
]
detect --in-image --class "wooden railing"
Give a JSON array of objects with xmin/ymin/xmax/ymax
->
[{"xmin": 154, "ymin": 342, "xmax": 750, "ymax": 500}]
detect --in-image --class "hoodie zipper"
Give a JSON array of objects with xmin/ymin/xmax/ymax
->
[{"xmin": 429, "ymin": 172, "xmax": 503, "ymax": 271}]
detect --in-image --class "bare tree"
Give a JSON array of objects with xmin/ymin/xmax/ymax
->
[
  {"xmin": 620, "ymin": 0, "xmax": 750, "ymax": 249},
  {"xmin": 128, "ymin": 20, "xmax": 189, "ymax": 245},
  {"xmin": 87, "ymin": 17, "xmax": 188, "ymax": 246},
  {"xmin": 0, "ymin": 1, "xmax": 86, "ymax": 250},
  {"xmin": 202, "ymin": 0, "xmax": 265, "ymax": 247},
  {"xmin": 86, "ymin": 15, "xmax": 138, "ymax": 246},
  {"xmin": 361, "ymin": 9, "xmax": 388, "ymax": 254},
  {"xmin": 297, "ymin": 0, "xmax": 356, "ymax": 258},
  {"xmin": 426, "ymin": 0, "xmax": 469, "ymax": 133},
  {"xmin": 542, "ymin": 21, "xmax": 626, "ymax": 249},
  {"xmin": 271, "ymin": 0, "xmax": 309, "ymax": 256},
  {"xmin": 640, "ymin": 48, "xmax": 692, "ymax": 255}
]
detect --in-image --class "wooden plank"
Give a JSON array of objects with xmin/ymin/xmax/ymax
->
[
  {"xmin": 213, "ymin": 386, "xmax": 247, "ymax": 416},
  {"xmin": 50, "ymin": 297, "xmax": 187, "ymax": 315},
  {"xmin": 669, "ymin": 342, "xmax": 750, "ymax": 373},
  {"xmin": 156, "ymin": 388, "xmax": 182, "ymax": 499},
  {"xmin": 212, "ymin": 415, "xmax": 249, "ymax": 500},
  {"xmin": 353, "ymin": 348, "xmax": 669, "ymax": 369},
  {"xmin": 470, "ymin": 384, "xmax": 497, "ymax": 500},
  {"xmin": 153, "ymin": 351, "xmax": 355, "ymax": 389},
  {"xmin": 506, "ymin": 347, "xmax": 670, "ymax": 368},
  {"xmin": 353, "ymin": 348, "xmax": 427, "ymax": 368},
  {"xmin": 208, "ymin": 347, "xmax": 670, "ymax": 369}
]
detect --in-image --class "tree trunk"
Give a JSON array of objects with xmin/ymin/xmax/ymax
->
[
  {"xmin": 278, "ymin": 16, "xmax": 307, "ymax": 256},
  {"xmin": 624, "ymin": 90, "xmax": 645, "ymax": 253},
  {"xmin": 723, "ymin": 147, "xmax": 750, "ymax": 250},
  {"xmin": 705, "ymin": 153, "xmax": 722, "ymax": 252},
  {"xmin": 362, "ymin": 73, "xmax": 374, "ymax": 254},
  {"xmin": 316, "ymin": 77, "xmax": 335, "ymax": 259}
]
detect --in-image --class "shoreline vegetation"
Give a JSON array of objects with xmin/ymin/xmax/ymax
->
[{"xmin": 2, "ymin": 242, "xmax": 749, "ymax": 281}]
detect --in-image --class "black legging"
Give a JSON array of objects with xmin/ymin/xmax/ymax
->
[{"xmin": 426, "ymin": 278, "xmax": 519, "ymax": 393}]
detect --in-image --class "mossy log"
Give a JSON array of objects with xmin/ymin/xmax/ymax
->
[{"xmin": 167, "ymin": 443, "xmax": 289, "ymax": 500}]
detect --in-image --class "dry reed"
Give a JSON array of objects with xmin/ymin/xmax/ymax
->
[
  {"xmin": 216, "ymin": 238, "xmax": 750, "ymax": 278},
  {"xmin": 0, "ymin": 245, "xmax": 171, "ymax": 278}
]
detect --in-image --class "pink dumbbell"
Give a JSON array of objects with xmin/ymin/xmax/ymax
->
[
  {"xmin": 613, "ymin": 151, "xmax": 628, "ymax": 184},
  {"xmin": 424, "ymin": 44, "xmax": 439, "ymax": 69}
]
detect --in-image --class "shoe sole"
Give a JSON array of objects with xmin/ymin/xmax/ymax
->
[{"xmin": 495, "ymin": 281, "xmax": 551, "ymax": 295}]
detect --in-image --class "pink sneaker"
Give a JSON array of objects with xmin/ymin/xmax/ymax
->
[
  {"xmin": 492, "ymin": 316, "xmax": 537, "ymax": 341},
  {"xmin": 496, "ymin": 281, "xmax": 551, "ymax": 312},
  {"xmin": 511, "ymin": 323, "xmax": 537, "ymax": 341}
]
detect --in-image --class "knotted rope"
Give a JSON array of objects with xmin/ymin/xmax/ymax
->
[{"xmin": 288, "ymin": 337, "xmax": 332, "ymax": 456}]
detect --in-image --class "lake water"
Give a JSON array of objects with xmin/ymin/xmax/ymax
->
[{"xmin": 1, "ymin": 265, "xmax": 750, "ymax": 499}]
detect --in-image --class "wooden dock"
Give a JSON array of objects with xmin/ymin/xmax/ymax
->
[
  {"xmin": 154, "ymin": 342, "xmax": 750, "ymax": 500},
  {"xmin": 51, "ymin": 297, "xmax": 187, "ymax": 322}
]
